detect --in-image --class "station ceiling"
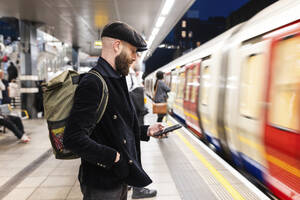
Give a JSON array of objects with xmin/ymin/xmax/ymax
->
[{"xmin": 0, "ymin": 0, "xmax": 194, "ymax": 58}]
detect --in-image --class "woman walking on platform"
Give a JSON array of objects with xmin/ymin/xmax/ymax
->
[{"xmin": 154, "ymin": 71, "xmax": 170, "ymax": 122}]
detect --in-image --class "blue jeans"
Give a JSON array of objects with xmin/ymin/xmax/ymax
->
[{"xmin": 80, "ymin": 184, "xmax": 128, "ymax": 200}]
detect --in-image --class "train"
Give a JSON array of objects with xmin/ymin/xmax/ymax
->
[{"xmin": 144, "ymin": 1, "xmax": 300, "ymax": 200}]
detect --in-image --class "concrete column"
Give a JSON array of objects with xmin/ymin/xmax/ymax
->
[
  {"xmin": 72, "ymin": 46, "xmax": 79, "ymax": 71},
  {"xmin": 19, "ymin": 20, "xmax": 39, "ymax": 118}
]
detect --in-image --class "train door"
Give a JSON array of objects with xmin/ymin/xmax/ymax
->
[
  {"xmin": 173, "ymin": 67, "xmax": 186, "ymax": 123},
  {"xmin": 164, "ymin": 72, "xmax": 172, "ymax": 113},
  {"xmin": 264, "ymin": 23, "xmax": 300, "ymax": 200},
  {"xmin": 183, "ymin": 62, "xmax": 202, "ymax": 137},
  {"xmin": 183, "ymin": 64, "xmax": 192, "ymax": 124},
  {"xmin": 150, "ymin": 79, "xmax": 154, "ymax": 98},
  {"xmin": 168, "ymin": 69, "xmax": 178, "ymax": 114},
  {"xmin": 198, "ymin": 56, "xmax": 218, "ymax": 148},
  {"xmin": 236, "ymin": 40, "xmax": 270, "ymax": 181},
  {"xmin": 164, "ymin": 72, "xmax": 172, "ymax": 88}
]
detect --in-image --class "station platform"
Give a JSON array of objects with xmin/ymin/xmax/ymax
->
[{"xmin": 0, "ymin": 103, "xmax": 271, "ymax": 200}]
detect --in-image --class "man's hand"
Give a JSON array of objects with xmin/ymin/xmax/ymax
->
[
  {"xmin": 147, "ymin": 123, "xmax": 165, "ymax": 138},
  {"xmin": 114, "ymin": 152, "xmax": 120, "ymax": 163}
]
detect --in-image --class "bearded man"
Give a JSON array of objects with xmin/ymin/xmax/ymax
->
[{"xmin": 64, "ymin": 22, "xmax": 163, "ymax": 200}]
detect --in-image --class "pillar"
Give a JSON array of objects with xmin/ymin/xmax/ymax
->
[
  {"xmin": 19, "ymin": 20, "xmax": 39, "ymax": 118},
  {"xmin": 72, "ymin": 46, "xmax": 79, "ymax": 71}
]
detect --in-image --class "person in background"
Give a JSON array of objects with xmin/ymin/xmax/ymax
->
[
  {"xmin": 0, "ymin": 112, "xmax": 30, "ymax": 143},
  {"xmin": 127, "ymin": 67, "xmax": 148, "ymax": 126},
  {"xmin": 7, "ymin": 61, "xmax": 18, "ymax": 82},
  {"xmin": 0, "ymin": 70, "xmax": 10, "ymax": 104},
  {"xmin": 8, "ymin": 79, "xmax": 18, "ymax": 108},
  {"xmin": 35, "ymin": 80, "xmax": 45, "ymax": 117},
  {"xmin": 2, "ymin": 56, "xmax": 9, "ymax": 73},
  {"xmin": 153, "ymin": 71, "xmax": 170, "ymax": 122},
  {"xmin": 126, "ymin": 65, "xmax": 157, "ymax": 199},
  {"xmin": 0, "ymin": 70, "xmax": 6, "ymax": 104}
]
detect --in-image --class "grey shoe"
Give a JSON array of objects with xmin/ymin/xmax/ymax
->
[{"xmin": 132, "ymin": 187, "xmax": 157, "ymax": 199}]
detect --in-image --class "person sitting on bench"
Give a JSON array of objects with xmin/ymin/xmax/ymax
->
[
  {"xmin": 0, "ymin": 104, "xmax": 30, "ymax": 143},
  {"xmin": 0, "ymin": 113, "xmax": 30, "ymax": 143}
]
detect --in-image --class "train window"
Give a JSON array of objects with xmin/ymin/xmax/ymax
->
[
  {"xmin": 200, "ymin": 66, "xmax": 210, "ymax": 106},
  {"xmin": 191, "ymin": 65, "xmax": 199, "ymax": 103},
  {"xmin": 177, "ymin": 72, "xmax": 185, "ymax": 100},
  {"xmin": 171, "ymin": 72, "xmax": 178, "ymax": 93},
  {"xmin": 167, "ymin": 75, "xmax": 171, "ymax": 87},
  {"xmin": 164, "ymin": 74, "xmax": 170, "ymax": 87},
  {"xmin": 239, "ymin": 54, "xmax": 266, "ymax": 119},
  {"xmin": 185, "ymin": 69, "xmax": 191, "ymax": 101},
  {"xmin": 268, "ymin": 35, "xmax": 300, "ymax": 131}
]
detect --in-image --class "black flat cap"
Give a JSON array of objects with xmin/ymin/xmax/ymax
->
[{"xmin": 101, "ymin": 21, "xmax": 147, "ymax": 52}]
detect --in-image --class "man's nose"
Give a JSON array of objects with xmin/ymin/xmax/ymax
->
[{"xmin": 132, "ymin": 53, "xmax": 137, "ymax": 61}]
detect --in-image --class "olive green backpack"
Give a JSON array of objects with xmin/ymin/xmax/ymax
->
[{"xmin": 43, "ymin": 70, "xmax": 108, "ymax": 159}]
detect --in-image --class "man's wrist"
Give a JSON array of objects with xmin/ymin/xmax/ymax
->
[{"xmin": 147, "ymin": 128, "xmax": 151, "ymax": 136}]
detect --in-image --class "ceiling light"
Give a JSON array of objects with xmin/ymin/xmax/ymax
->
[
  {"xmin": 148, "ymin": 34, "xmax": 156, "ymax": 46},
  {"xmin": 151, "ymin": 28, "xmax": 159, "ymax": 36},
  {"xmin": 161, "ymin": 0, "xmax": 175, "ymax": 16},
  {"xmin": 155, "ymin": 16, "xmax": 166, "ymax": 28}
]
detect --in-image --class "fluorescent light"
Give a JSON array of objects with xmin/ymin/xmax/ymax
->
[
  {"xmin": 155, "ymin": 16, "xmax": 166, "ymax": 28},
  {"xmin": 142, "ymin": 0, "xmax": 176, "ymax": 61},
  {"xmin": 151, "ymin": 28, "xmax": 159, "ymax": 36},
  {"xmin": 161, "ymin": 0, "xmax": 175, "ymax": 16},
  {"xmin": 148, "ymin": 34, "xmax": 156, "ymax": 46}
]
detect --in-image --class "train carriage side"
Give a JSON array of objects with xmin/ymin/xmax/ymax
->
[
  {"xmin": 224, "ymin": 30, "xmax": 270, "ymax": 183},
  {"xmin": 172, "ymin": 66, "xmax": 186, "ymax": 123},
  {"xmin": 223, "ymin": 1, "xmax": 300, "ymax": 198},
  {"xmin": 196, "ymin": 27, "xmax": 240, "ymax": 153},
  {"xmin": 183, "ymin": 61, "xmax": 202, "ymax": 137},
  {"xmin": 263, "ymin": 20, "xmax": 300, "ymax": 200},
  {"xmin": 167, "ymin": 68, "xmax": 179, "ymax": 115},
  {"xmin": 164, "ymin": 72, "xmax": 172, "ymax": 88}
]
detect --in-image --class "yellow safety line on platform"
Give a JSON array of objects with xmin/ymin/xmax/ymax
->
[{"xmin": 168, "ymin": 121, "xmax": 245, "ymax": 200}]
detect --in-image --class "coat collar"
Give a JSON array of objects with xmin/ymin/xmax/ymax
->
[{"xmin": 94, "ymin": 57, "xmax": 123, "ymax": 79}]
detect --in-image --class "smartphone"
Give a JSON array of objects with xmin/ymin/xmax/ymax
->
[{"xmin": 153, "ymin": 124, "xmax": 182, "ymax": 137}]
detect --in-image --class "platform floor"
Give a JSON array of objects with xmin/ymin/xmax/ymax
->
[{"xmin": 0, "ymin": 103, "xmax": 271, "ymax": 200}]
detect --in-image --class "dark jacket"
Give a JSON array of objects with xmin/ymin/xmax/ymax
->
[
  {"xmin": 7, "ymin": 63, "xmax": 18, "ymax": 82},
  {"xmin": 64, "ymin": 57, "xmax": 152, "ymax": 189}
]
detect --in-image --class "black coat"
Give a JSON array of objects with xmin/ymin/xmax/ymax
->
[
  {"xmin": 7, "ymin": 64, "xmax": 18, "ymax": 82},
  {"xmin": 64, "ymin": 57, "xmax": 152, "ymax": 189}
]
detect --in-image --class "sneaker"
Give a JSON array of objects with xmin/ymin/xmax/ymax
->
[
  {"xmin": 132, "ymin": 187, "xmax": 157, "ymax": 199},
  {"xmin": 20, "ymin": 134, "xmax": 30, "ymax": 143}
]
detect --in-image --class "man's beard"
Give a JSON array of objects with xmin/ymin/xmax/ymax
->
[{"xmin": 115, "ymin": 50, "xmax": 131, "ymax": 76}]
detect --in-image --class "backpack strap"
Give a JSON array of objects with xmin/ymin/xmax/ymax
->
[{"xmin": 88, "ymin": 70, "xmax": 109, "ymax": 124}]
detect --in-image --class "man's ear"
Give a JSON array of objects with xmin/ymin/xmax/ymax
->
[{"xmin": 113, "ymin": 40, "xmax": 122, "ymax": 54}]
